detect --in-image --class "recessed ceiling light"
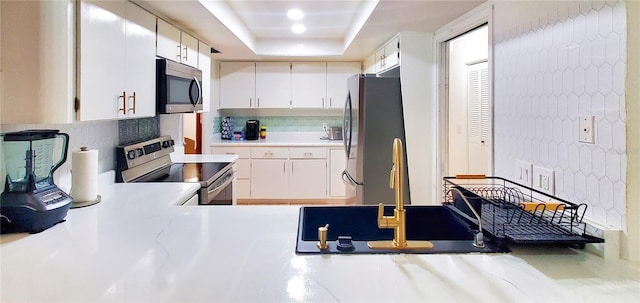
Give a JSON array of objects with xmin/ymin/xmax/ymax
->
[
  {"xmin": 291, "ymin": 24, "xmax": 306, "ymax": 34},
  {"xmin": 287, "ymin": 9, "xmax": 304, "ymax": 20}
]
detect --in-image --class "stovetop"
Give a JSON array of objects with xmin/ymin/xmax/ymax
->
[{"xmin": 136, "ymin": 162, "xmax": 232, "ymax": 186}]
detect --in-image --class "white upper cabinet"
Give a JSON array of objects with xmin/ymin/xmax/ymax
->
[
  {"xmin": 291, "ymin": 62, "xmax": 326, "ymax": 108},
  {"xmin": 1, "ymin": 0, "xmax": 76, "ymax": 124},
  {"xmin": 326, "ymin": 62, "xmax": 361, "ymax": 109},
  {"xmin": 123, "ymin": 1, "xmax": 156, "ymax": 118},
  {"xmin": 156, "ymin": 18, "xmax": 181, "ymax": 62},
  {"xmin": 78, "ymin": 0, "xmax": 155, "ymax": 121},
  {"xmin": 219, "ymin": 62, "xmax": 256, "ymax": 109},
  {"xmin": 198, "ymin": 41, "xmax": 211, "ymax": 112},
  {"xmin": 180, "ymin": 32, "xmax": 199, "ymax": 68},
  {"xmin": 156, "ymin": 18, "xmax": 198, "ymax": 68},
  {"xmin": 219, "ymin": 61, "xmax": 361, "ymax": 110},
  {"xmin": 255, "ymin": 62, "xmax": 291, "ymax": 108},
  {"xmin": 375, "ymin": 35, "xmax": 400, "ymax": 73}
]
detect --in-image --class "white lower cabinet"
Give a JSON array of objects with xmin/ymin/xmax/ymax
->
[
  {"xmin": 213, "ymin": 147, "xmax": 251, "ymax": 198},
  {"xmin": 289, "ymin": 148, "xmax": 327, "ymax": 198},
  {"xmin": 212, "ymin": 145, "xmax": 336, "ymax": 199},
  {"xmin": 251, "ymin": 159, "xmax": 289, "ymax": 198},
  {"xmin": 329, "ymin": 148, "xmax": 347, "ymax": 197}
]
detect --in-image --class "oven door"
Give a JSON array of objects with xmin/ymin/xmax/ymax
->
[{"xmin": 200, "ymin": 167, "xmax": 236, "ymax": 205}]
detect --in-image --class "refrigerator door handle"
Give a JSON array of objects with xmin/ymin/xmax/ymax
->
[{"xmin": 342, "ymin": 170, "xmax": 363, "ymax": 187}]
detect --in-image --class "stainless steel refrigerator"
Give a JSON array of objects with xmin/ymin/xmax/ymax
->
[{"xmin": 342, "ymin": 74, "xmax": 410, "ymax": 205}]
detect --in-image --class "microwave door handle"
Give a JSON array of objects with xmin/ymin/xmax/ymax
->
[
  {"xmin": 194, "ymin": 77, "xmax": 202, "ymax": 105},
  {"xmin": 189, "ymin": 78, "xmax": 202, "ymax": 107}
]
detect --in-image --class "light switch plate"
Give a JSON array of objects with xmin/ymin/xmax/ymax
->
[
  {"xmin": 533, "ymin": 165, "xmax": 555, "ymax": 196},
  {"xmin": 515, "ymin": 160, "xmax": 533, "ymax": 187},
  {"xmin": 579, "ymin": 116, "xmax": 595, "ymax": 144}
]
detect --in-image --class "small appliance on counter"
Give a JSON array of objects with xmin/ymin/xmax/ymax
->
[
  {"xmin": 1, "ymin": 129, "xmax": 72, "ymax": 234},
  {"xmin": 245, "ymin": 120, "xmax": 260, "ymax": 140},
  {"xmin": 321, "ymin": 126, "xmax": 343, "ymax": 141}
]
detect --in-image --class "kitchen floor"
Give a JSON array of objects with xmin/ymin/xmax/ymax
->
[{"xmin": 238, "ymin": 199, "xmax": 354, "ymax": 206}]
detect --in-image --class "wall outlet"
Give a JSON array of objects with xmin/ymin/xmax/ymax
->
[
  {"xmin": 579, "ymin": 116, "xmax": 595, "ymax": 144},
  {"xmin": 515, "ymin": 160, "xmax": 533, "ymax": 187},
  {"xmin": 533, "ymin": 165, "xmax": 555, "ymax": 196}
]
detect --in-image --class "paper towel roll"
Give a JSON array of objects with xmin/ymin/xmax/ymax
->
[{"xmin": 71, "ymin": 147, "xmax": 99, "ymax": 202}]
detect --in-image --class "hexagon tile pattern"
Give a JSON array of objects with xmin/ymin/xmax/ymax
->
[{"xmin": 493, "ymin": 1, "xmax": 627, "ymax": 230}]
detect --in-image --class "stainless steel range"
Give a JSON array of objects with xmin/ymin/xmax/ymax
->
[{"xmin": 115, "ymin": 136, "xmax": 236, "ymax": 205}]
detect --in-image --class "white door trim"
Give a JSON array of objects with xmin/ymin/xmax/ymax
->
[{"xmin": 433, "ymin": 2, "xmax": 494, "ymax": 204}]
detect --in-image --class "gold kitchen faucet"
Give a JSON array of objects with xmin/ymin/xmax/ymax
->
[{"xmin": 368, "ymin": 138, "xmax": 433, "ymax": 250}]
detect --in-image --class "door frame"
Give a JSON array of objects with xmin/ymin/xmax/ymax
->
[{"xmin": 433, "ymin": 3, "xmax": 494, "ymax": 203}]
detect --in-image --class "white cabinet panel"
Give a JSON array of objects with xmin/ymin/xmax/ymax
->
[
  {"xmin": 180, "ymin": 31, "xmax": 199, "ymax": 68},
  {"xmin": 291, "ymin": 62, "xmax": 326, "ymax": 108},
  {"xmin": 124, "ymin": 1, "xmax": 156, "ymax": 118},
  {"xmin": 78, "ymin": 0, "xmax": 155, "ymax": 121},
  {"xmin": 329, "ymin": 148, "xmax": 347, "ymax": 197},
  {"xmin": 255, "ymin": 62, "xmax": 291, "ymax": 108},
  {"xmin": 326, "ymin": 62, "xmax": 361, "ymax": 109},
  {"xmin": 219, "ymin": 62, "xmax": 256, "ymax": 109},
  {"xmin": 156, "ymin": 18, "xmax": 181, "ymax": 61},
  {"xmin": 251, "ymin": 159, "xmax": 288, "ymax": 198},
  {"xmin": 198, "ymin": 41, "xmax": 211, "ymax": 112},
  {"xmin": 290, "ymin": 159, "xmax": 327, "ymax": 198},
  {"xmin": 156, "ymin": 18, "xmax": 198, "ymax": 68},
  {"xmin": 236, "ymin": 179, "xmax": 251, "ymax": 199},
  {"xmin": 78, "ymin": 0, "xmax": 126, "ymax": 121}
]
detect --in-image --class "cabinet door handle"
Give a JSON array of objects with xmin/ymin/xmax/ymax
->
[
  {"xmin": 257, "ymin": 98, "xmax": 260, "ymax": 108},
  {"xmin": 292, "ymin": 162, "xmax": 294, "ymax": 174},
  {"xmin": 128, "ymin": 91, "xmax": 136, "ymax": 114},
  {"xmin": 249, "ymin": 98, "xmax": 252, "ymax": 108},
  {"xmin": 329, "ymin": 97, "xmax": 332, "ymax": 107},
  {"xmin": 283, "ymin": 162, "xmax": 286, "ymax": 174},
  {"xmin": 183, "ymin": 46, "xmax": 188, "ymax": 61},
  {"xmin": 118, "ymin": 91, "xmax": 126, "ymax": 114},
  {"xmin": 176, "ymin": 45, "xmax": 181, "ymax": 59},
  {"xmin": 322, "ymin": 97, "xmax": 325, "ymax": 108}
]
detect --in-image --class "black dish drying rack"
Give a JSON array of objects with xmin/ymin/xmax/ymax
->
[{"xmin": 443, "ymin": 175, "xmax": 603, "ymax": 248}]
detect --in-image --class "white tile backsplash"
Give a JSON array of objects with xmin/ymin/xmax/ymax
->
[{"xmin": 494, "ymin": 0, "xmax": 626, "ymax": 229}]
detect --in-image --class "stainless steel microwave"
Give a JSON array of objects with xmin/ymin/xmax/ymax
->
[{"xmin": 156, "ymin": 58, "xmax": 203, "ymax": 114}]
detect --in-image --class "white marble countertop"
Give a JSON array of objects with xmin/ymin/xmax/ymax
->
[
  {"xmin": 211, "ymin": 132, "xmax": 344, "ymax": 147},
  {"xmin": 1, "ymin": 182, "xmax": 639, "ymax": 302}
]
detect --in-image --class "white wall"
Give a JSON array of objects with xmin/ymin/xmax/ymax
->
[
  {"xmin": 492, "ymin": 1, "xmax": 627, "ymax": 230},
  {"xmin": 448, "ymin": 26, "xmax": 488, "ymax": 175}
]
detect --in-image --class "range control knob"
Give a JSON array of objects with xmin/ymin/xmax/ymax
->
[
  {"xmin": 162, "ymin": 141, "xmax": 170, "ymax": 148},
  {"xmin": 127, "ymin": 150, "xmax": 136, "ymax": 160},
  {"xmin": 169, "ymin": 139, "xmax": 175, "ymax": 146},
  {"xmin": 136, "ymin": 148, "xmax": 144, "ymax": 157}
]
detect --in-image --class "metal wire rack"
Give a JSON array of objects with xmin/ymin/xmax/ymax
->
[{"xmin": 443, "ymin": 175, "xmax": 599, "ymax": 245}]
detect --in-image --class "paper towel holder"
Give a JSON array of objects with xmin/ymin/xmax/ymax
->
[{"xmin": 70, "ymin": 146, "xmax": 101, "ymax": 209}]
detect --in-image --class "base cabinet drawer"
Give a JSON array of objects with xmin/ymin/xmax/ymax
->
[
  {"xmin": 251, "ymin": 147, "xmax": 289, "ymax": 159},
  {"xmin": 289, "ymin": 147, "xmax": 326, "ymax": 159}
]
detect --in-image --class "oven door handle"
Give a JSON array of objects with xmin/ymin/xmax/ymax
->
[{"xmin": 207, "ymin": 173, "xmax": 235, "ymax": 197}]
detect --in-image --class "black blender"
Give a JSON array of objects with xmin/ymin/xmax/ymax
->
[{"xmin": 1, "ymin": 130, "xmax": 72, "ymax": 233}]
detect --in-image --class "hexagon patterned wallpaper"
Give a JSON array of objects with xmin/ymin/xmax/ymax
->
[{"xmin": 493, "ymin": 1, "xmax": 626, "ymax": 229}]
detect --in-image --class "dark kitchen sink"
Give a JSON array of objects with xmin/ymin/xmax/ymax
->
[{"xmin": 295, "ymin": 205, "xmax": 507, "ymax": 254}]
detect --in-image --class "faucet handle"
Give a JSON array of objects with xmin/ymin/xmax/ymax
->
[{"xmin": 389, "ymin": 164, "xmax": 396, "ymax": 189}]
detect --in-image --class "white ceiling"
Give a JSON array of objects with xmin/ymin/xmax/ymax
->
[{"xmin": 134, "ymin": 0, "xmax": 486, "ymax": 61}]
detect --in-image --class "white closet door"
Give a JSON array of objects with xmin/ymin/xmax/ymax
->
[{"xmin": 467, "ymin": 61, "xmax": 489, "ymax": 175}]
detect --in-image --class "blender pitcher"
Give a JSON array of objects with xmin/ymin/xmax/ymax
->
[{"xmin": 1, "ymin": 129, "xmax": 72, "ymax": 234}]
